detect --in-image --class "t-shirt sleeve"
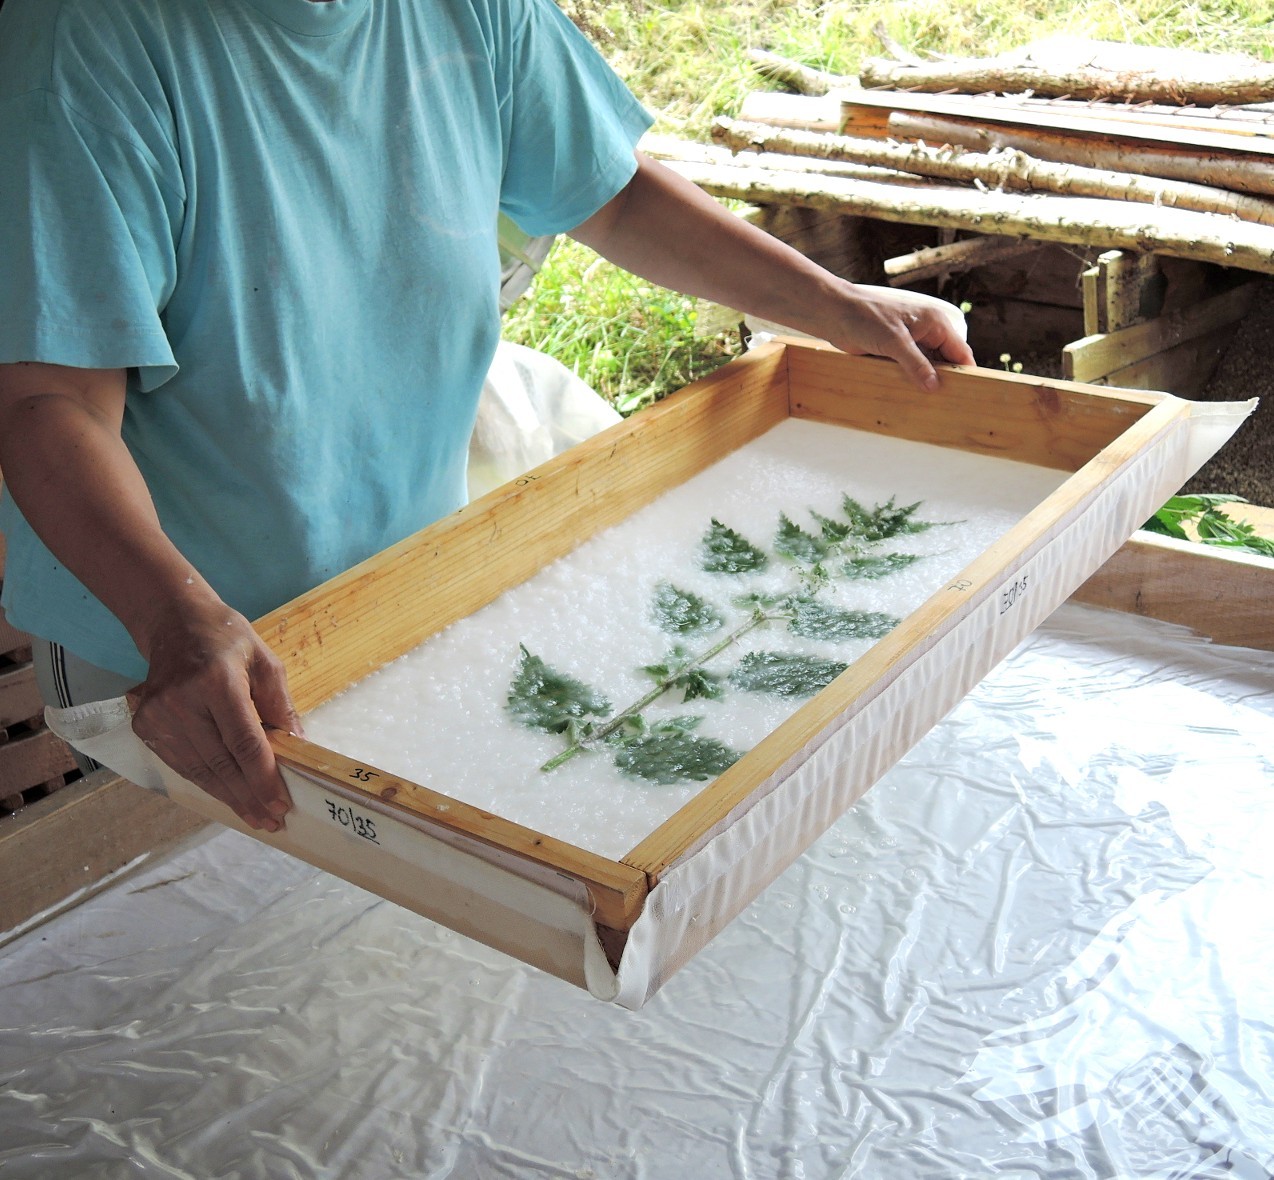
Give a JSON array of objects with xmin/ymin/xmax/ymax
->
[
  {"xmin": 0, "ymin": 88, "xmax": 182, "ymax": 389},
  {"xmin": 498, "ymin": 0, "xmax": 653, "ymax": 237}
]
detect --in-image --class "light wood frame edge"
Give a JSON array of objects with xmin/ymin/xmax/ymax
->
[
  {"xmin": 269, "ymin": 731, "xmax": 649, "ymax": 930},
  {"xmin": 619, "ymin": 383, "xmax": 1189, "ymax": 878}
]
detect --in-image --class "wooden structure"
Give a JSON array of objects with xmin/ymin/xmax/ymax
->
[
  {"xmin": 0, "ymin": 525, "xmax": 80, "ymax": 813},
  {"xmin": 26, "ymin": 343, "xmax": 1260, "ymax": 1005},
  {"xmin": 0, "ymin": 503, "xmax": 208, "ymax": 938},
  {"xmin": 659, "ymin": 47, "xmax": 1274, "ymax": 392}
]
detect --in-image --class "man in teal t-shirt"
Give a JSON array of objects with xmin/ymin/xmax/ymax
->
[{"xmin": 0, "ymin": 0, "xmax": 974, "ymax": 833}]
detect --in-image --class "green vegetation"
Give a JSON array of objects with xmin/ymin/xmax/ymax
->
[
  {"xmin": 1144, "ymin": 495, "xmax": 1274, "ymax": 558},
  {"xmin": 505, "ymin": 0, "xmax": 1274, "ymax": 410}
]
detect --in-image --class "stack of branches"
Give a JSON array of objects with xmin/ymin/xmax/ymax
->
[{"xmin": 644, "ymin": 37, "xmax": 1274, "ymax": 279}]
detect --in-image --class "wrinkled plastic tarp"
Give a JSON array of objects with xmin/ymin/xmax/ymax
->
[{"xmin": 2, "ymin": 604, "xmax": 1272, "ymax": 1178}]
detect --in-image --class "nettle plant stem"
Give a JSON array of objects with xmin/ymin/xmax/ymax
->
[{"xmin": 538, "ymin": 606, "xmax": 777, "ymax": 772}]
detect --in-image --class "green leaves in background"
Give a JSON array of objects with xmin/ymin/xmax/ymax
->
[
  {"xmin": 728, "ymin": 651, "xmax": 849, "ymax": 698},
  {"xmin": 1144, "ymin": 494, "xmax": 1274, "ymax": 558},
  {"xmin": 701, "ymin": 519, "xmax": 768, "ymax": 573}
]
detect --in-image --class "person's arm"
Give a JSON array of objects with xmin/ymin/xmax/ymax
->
[
  {"xmin": 0, "ymin": 361, "xmax": 299, "ymax": 832},
  {"xmin": 569, "ymin": 152, "xmax": 976, "ymax": 389}
]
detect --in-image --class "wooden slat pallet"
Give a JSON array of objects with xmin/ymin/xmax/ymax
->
[
  {"xmin": 0, "ymin": 608, "xmax": 79, "ymax": 814},
  {"xmin": 0, "ymin": 479, "xmax": 75, "ymax": 813},
  {"xmin": 0, "ymin": 477, "xmax": 211, "ymax": 936},
  {"xmin": 0, "ymin": 768, "xmax": 209, "ymax": 936}
]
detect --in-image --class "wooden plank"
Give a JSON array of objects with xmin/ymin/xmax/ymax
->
[
  {"xmin": 0, "ymin": 613, "xmax": 24, "ymax": 661},
  {"xmin": 0, "ymin": 661, "xmax": 42, "ymax": 729},
  {"xmin": 1082, "ymin": 266, "xmax": 1105, "ymax": 337},
  {"xmin": 844, "ymin": 89, "xmax": 1274, "ymax": 158},
  {"xmin": 782, "ymin": 343, "xmax": 1157, "ymax": 472},
  {"xmin": 0, "ymin": 726, "xmax": 76, "ymax": 792},
  {"xmin": 255, "ymin": 342, "xmax": 791, "ymax": 715},
  {"xmin": 747, "ymin": 204, "xmax": 875, "ymax": 282},
  {"xmin": 624, "ymin": 391, "xmax": 1192, "ymax": 878},
  {"xmin": 1101, "ymin": 251, "xmax": 1165, "ymax": 331},
  {"xmin": 1063, "ymin": 282, "xmax": 1259, "ymax": 384},
  {"xmin": 861, "ymin": 80, "xmax": 1274, "ymax": 141},
  {"xmin": 1101, "ymin": 325, "xmax": 1239, "ymax": 396},
  {"xmin": 270, "ymin": 731, "xmax": 649, "ymax": 930},
  {"xmin": 0, "ymin": 770, "xmax": 208, "ymax": 936},
  {"xmin": 1071, "ymin": 531, "xmax": 1274, "ymax": 650}
]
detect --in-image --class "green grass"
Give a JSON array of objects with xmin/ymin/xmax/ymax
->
[
  {"xmin": 501, "ymin": 237, "xmax": 736, "ymax": 414},
  {"xmin": 505, "ymin": 0, "xmax": 1274, "ymax": 412}
]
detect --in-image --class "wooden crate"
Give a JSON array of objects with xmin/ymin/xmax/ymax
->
[
  {"xmin": 0, "ymin": 527, "xmax": 80, "ymax": 812},
  {"xmin": 43, "ymin": 342, "xmax": 1258, "ymax": 1001},
  {"xmin": 0, "ymin": 476, "xmax": 209, "ymax": 935}
]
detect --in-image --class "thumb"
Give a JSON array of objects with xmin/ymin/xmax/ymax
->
[{"xmin": 249, "ymin": 648, "xmax": 306, "ymax": 738}]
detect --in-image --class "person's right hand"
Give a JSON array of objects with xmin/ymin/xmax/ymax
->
[{"xmin": 129, "ymin": 593, "xmax": 303, "ymax": 833}]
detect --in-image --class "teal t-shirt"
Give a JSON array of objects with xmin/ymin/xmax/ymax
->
[{"xmin": 0, "ymin": 0, "xmax": 650, "ymax": 680}]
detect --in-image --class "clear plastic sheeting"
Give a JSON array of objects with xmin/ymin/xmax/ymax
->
[{"xmin": 3, "ymin": 604, "xmax": 1272, "ymax": 1178}]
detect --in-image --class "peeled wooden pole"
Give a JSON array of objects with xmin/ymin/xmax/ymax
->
[
  {"xmin": 886, "ymin": 112, "xmax": 1274, "ymax": 199},
  {"xmin": 712, "ymin": 117, "xmax": 1274, "ymax": 227},
  {"xmin": 883, "ymin": 235, "xmax": 1042, "ymax": 285},
  {"xmin": 653, "ymin": 146, "xmax": 1274, "ymax": 276},
  {"xmin": 641, "ymin": 133, "xmax": 935, "ymax": 189},
  {"xmin": 859, "ymin": 54, "xmax": 1274, "ymax": 106}
]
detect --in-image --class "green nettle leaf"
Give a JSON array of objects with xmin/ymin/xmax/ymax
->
[
  {"xmin": 774, "ymin": 513, "xmax": 829, "ymax": 564},
  {"xmin": 728, "ymin": 651, "xmax": 848, "ymax": 698},
  {"xmin": 650, "ymin": 582, "xmax": 724, "ymax": 635},
  {"xmin": 701, "ymin": 518, "xmax": 768, "ymax": 574},
  {"xmin": 842, "ymin": 495, "xmax": 935, "ymax": 541},
  {"xmin": 732, "ymin": 590, "xmax": 785, "ymax": 611},
  {"xmin": 811, "ymin": 510, "xmax": 853, "ymax": 543},
  {"xmin": 841, "ymin": 552, "xmax": 920, "ymax": 580},
  {"xmin": 786, "ymin": 601, "xmax": 898, "ymax": 642},
  {"xmin": 644, "ymin": 642, "xmax": 725, "ymax": 701},
  {"xmin": 506, "ymin": 646, "xmax": 611, "ymax": 734},
  {"xmin": 610, "ymin": 717, "xmax": 741, "ymax": 784},
  {"xmin": 674, "ymin": 667, "xmax": 725, "ymax": 702}
]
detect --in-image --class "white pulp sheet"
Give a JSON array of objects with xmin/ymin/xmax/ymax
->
[{"xmin": 4, "ymin": 603, "xmax": 1272, "ymax": 1178}]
